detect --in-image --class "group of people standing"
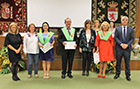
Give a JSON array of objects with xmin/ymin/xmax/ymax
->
[{"xmin": 4, "ymin": 16, "xmax": 134, "ymax": 82}]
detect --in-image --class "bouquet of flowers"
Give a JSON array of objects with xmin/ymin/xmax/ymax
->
[
  {"xmin": 0, "ymin": 46, "xmax": 25, "ymax": 74},
  {"xmin": 91, "ymin": 61, "xmax": 116, "ymax": 74}
]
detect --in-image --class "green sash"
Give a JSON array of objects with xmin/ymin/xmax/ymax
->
[
  {"xmin": 62, "ymin": 27, "xmax": 75, "ymax": 41},
  {"xmin": 38, "ymin": 32, "xmax": 54, "ymax": 45},
  {"xmin": 98, "ymin": 30, "xmax": 111, "ymax": 41}
]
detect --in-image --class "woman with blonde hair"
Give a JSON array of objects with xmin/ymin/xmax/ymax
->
[
  {"xmin": 93, "ymin": 20, "xmax": 100, "ymax": 33},
  {"xmin": 23, "ymin": 23, "xmax": 39, "ymax": 78},
  {"xmin": 4, "ymin": 22, "xmax": 23, "ymax": 81},
  {"xmin": 95, "ymin": 21, "xmax": 115, "ymax": 78}
]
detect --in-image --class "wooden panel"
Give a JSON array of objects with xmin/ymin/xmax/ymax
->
[{"xmin": 135, "ymin": 0, "xmax": 140, "ymax": 38}]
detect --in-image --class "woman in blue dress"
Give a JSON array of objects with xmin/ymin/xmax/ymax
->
[{"xmin": 38, "ymin": 22, "xmax": 55, "ymax": 79}]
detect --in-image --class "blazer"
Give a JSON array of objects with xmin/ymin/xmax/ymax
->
[
  {"xmin": 79, "ymin": 29, "xmax": 96, "ymax": 52},
  {"xmin": 114, "ymin": 26, "xmax": 135, "ymax": 51}
]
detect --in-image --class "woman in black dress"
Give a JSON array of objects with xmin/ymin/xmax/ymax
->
[{"xmin": 4, "ymin": 22, "xmax": 23, "ymax": 81}]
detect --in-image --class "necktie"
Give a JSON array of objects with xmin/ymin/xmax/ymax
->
[
  {"xmin": 67, "ymin": 28, "xmax": 71, "ymax": 35},
  {"xmin": 123, "ymin": 26, "xmax": 126, "ymax": 42}
]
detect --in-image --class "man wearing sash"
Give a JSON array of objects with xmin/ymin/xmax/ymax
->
[
  {"xmin": 114, "ymin": 16, "xmax": 135, "ymax": 81},
  {"xmin": 57, "ymin": 18, "xmax": 78, "ymax": 79}
]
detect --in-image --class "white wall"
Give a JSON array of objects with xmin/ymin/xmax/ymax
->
[{"xmin": 27, "ymin": 0, "xmax": 91, "ymax": 27}]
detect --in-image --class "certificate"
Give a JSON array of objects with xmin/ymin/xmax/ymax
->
[
  {"xmin": 40, "ymin": 42, "xmax": 53, "ymax": 53},
  {"xmin": 93, "ymin": 52, "xmax": 100, "ymax": 64},
  {"xmin": 65, "ymin": 41, "xmax": 76, "ymax": 50}
]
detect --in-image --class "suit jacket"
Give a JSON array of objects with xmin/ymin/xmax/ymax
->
[
  {"xmin": 57, "ymin": 27, "xmax": 78, "ymax": 50},
  {"xmin": 114, "ymin": 26, "xmax": 135, "ymax": 51},
  {"xmin": 79, "ymin": 29, "xmax": 96, "ymax": 52}
]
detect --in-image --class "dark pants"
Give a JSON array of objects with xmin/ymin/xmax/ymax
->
[
  {"xmin": 116, "ymin": 49, "xmax": 131, "ymax": 77},
  {"xmin": 61, "ymin": 50, "xmax": 75, "ymax": 75},
  {"xmin": 82, "ymin": 52, "xmax": 92, "ymax": 72}
]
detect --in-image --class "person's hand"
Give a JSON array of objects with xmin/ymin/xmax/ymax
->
[
  {"xmin": 124, "ymin": 44, "xmax": 128, "ymax": 49},
  {"xmin": 63, "ymin": 42, "xmax": 66, "ymax": 46},
  {"xmin": 74, "ymin": 44, "xmax": 77, "ymax": 48},
  {"xmin": 92, "ymin": 48, "xmax": 95, "ymax": 53},
  {"xmin": 50, "ymin": 44, "xmax": 54, "ymax": 47},
  {"xmin": 121, "ymin": 44, "xmax": 128, "ymax": 49},
  {"xmin": 121, "ymin": 44, "xmax": 125, "ymax": 49},
  {"xmin": 96, "ymin": 47, "xmax": 99, "ymax": 53},
  {"xmin": 79, "ymin": 48, "xmax": 82, "ymax": 53},
  {"xmin": 39, "ymin": 44, "xmax": 43, "ymax": 48},
  {"xmin": 15, "ymin": 49, "xmax": 20, "ymax": 54},
  {"xmin": 24, "ymin": 53, "xmax": 27, "ymax": 56}
]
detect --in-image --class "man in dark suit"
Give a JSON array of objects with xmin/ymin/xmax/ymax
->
[
  {"xmin": 57, "ymin": 18, "xmax": 78, "ymax": 79},
  {"xmin": 114, "ymin": 16, "xmax": 135, "ymax": 81}
]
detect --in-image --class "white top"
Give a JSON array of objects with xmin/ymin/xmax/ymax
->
[
  {"xmin": 86, "ymin": 34, "xmax": 91, "ymax": 47},
  {"xmin": 109, "ymin": 28, "xmax": 116, "ymax": 34},
  {"xmin": 23, "ymin": 32, "xmax": 39, "ymax": 54},
  {"xmin": 109, "ymin": 28, "xmax": 116, "ymax": 38}
]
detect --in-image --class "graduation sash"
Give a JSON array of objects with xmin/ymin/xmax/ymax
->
[
  {"xmin": 38, "ymin": 32, "xmax": 54, "ymax": 45},
  {"xmin": 62, "ymin": 27, "xmax": 75, "ymax": 41},
  {"xmin": 98, "ymin": 30, "xmax": 111, "ymax": 41}
]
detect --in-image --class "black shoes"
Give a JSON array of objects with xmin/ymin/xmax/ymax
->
[
  {"xmin": 61, "ymin": 74, "xmax": 65, "ymax": 79},
  {"xmin": 114, "ymin": 75, "xmax": 131, "ymax": 81},
  {"xmin": 86, "ymin": 72, "xmax": 89, "ymax": 76},
  {"xmin": 114, "ymin": 75, "xmax": 120, "ymax": 79},
  {"xmin": 126, "ymin": 76, "xmax": 131, "ymax": 81},
  {"xmin": 61, "ymin": 74, "xmax": 73, "ymax": 79},
  {"xmin": 67, "ymin": 74, "xmax": 73, "ymax": 78},
  {"xmin": 12, "ymin": 76, "xmax": 18, "ymax": 81},
  {"xmin": 82, "ymin": 71, "xmax": 89, "ymax": 76},
  {"xmin": 82, "ymin": 71, "xmax": 85, "ymax": 76}
]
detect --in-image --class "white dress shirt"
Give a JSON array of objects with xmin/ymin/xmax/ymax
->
[{"xmin": 23, "ymin": 32, "xmax": 39, "ymax": 54}]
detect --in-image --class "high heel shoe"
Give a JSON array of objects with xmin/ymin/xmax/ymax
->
[
  {"xmin": 102, "ymin": 76, "xmax": 106, "ymax": 79},
  {"xmin": 46, "ymin": 73, "xmax": 49, "ymax": 79},
  {"xmin": 44, "ymin": 73, "xmax": 47, "ymax": 79},
  {"xmin": 98, "ymin": 75, "xmax": 101, "ymax": 78}
]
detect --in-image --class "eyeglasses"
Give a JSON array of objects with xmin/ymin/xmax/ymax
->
[{"xmin": 65, "ymin": 21, "xmax": 71, "ymax": 23}]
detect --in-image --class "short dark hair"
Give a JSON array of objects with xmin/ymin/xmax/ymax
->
[
  {"xmin": 42, "ymin": 22, "xmax": 50, "ymax": 32},
  {"xmin": 64, "ymin": 18, "xmax": 71, "ymax": 23}
]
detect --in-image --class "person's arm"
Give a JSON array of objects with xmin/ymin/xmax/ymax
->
[
  {"xmin": 23, "ymin": 34, "xmax": 27, "ymax": 55},
  {"xmin": 17, "ymin": 44, "xmax": 23, "ymax": 53},
  {"xmin": 57, "ymin": 29, "xmax": 65, "ymax": 45},
  {"xmin": 127, "ymin": 28, "xmax": 135, "ymax": 46},
  {"xmin": 91, "ymin": 30, "xmax": 96, "ymax": 45},
  {"xmin": 7, "ymin": 45, "xmax": 17, "ymax": 52},
  {"xmin": 17, "ymin": 34, "xmax": 23, "ymax": 54},
  {"xmin": 50, "ymin": 36, "xmax": 55, "ymax": 47},
  {"xmin": 94, "ymin": 33, "xmax": 100, "ymax": 53},
  {"xmin": 110, "ymin": 34, "xmax": 115, "ymax": 47},
  {"xmin": 114, "ymin": 28, "xmax": 122, "ymax": 46},
  {"xmin": 74, "ymin": 29, "xmax": 78, "ymax": 47},
  {"xmin": 4, "ymin": 34, "xmax": 17, "ymax": 53},
  {"xmin": 79, "ymin": 30, "xmax": 84, "ymax": 48}
]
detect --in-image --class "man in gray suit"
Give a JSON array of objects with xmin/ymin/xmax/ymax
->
[{"xmin": 114, "ymin": 16, "xmax": 135, "ymax": 81}]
